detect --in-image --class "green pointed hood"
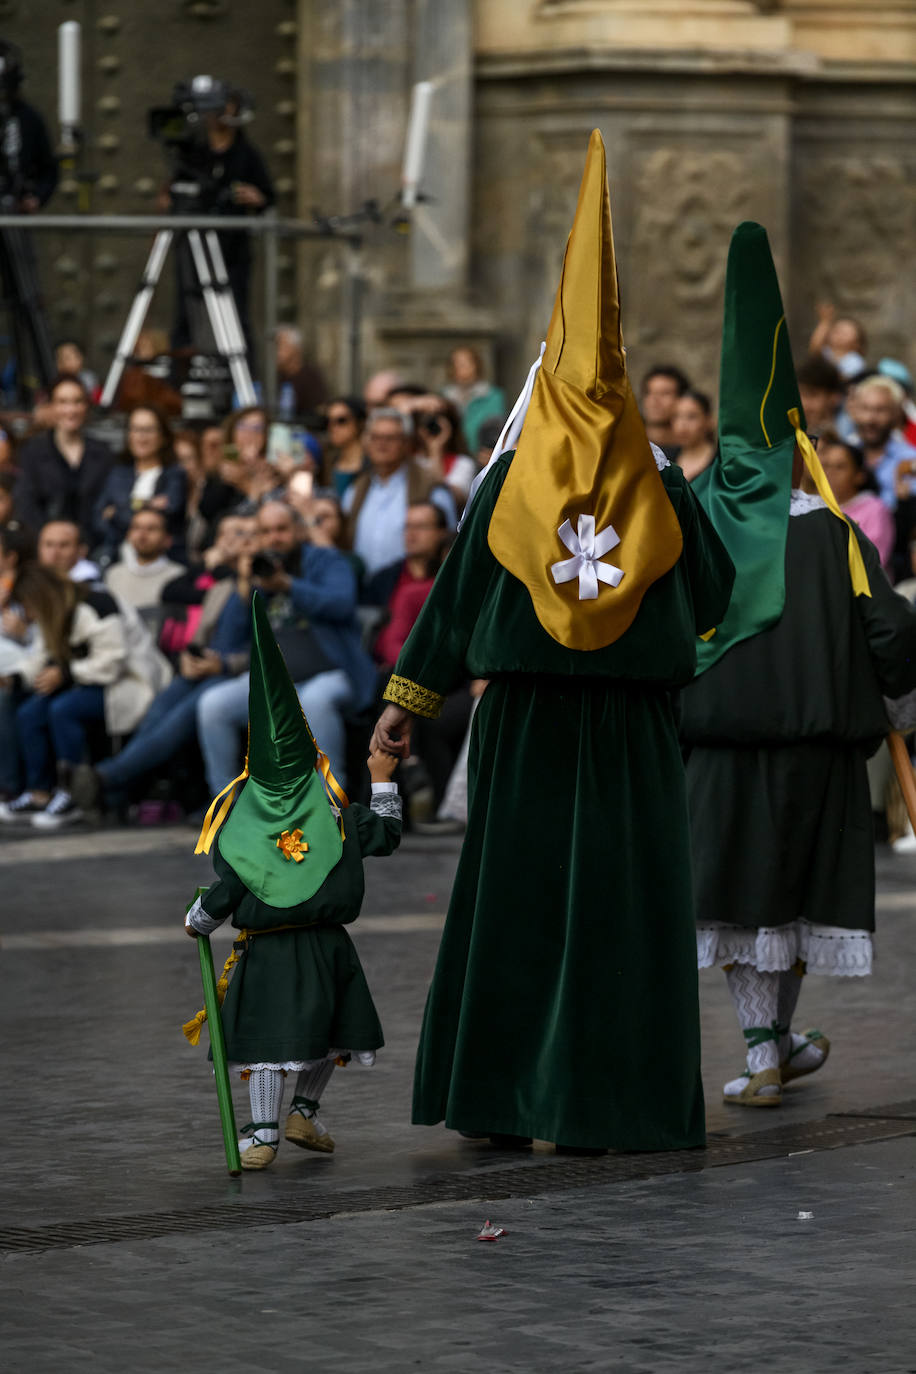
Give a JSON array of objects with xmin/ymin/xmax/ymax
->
[
  {"xmin": 693, "ymin": 221, "xmax": 805, "ymax": 675},
  {"xmin": 214, "ymin": 593, "xmax": 343, "ymax": 907}
]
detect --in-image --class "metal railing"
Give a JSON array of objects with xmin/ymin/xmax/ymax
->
[{"xmin": 0, "ymin": 212, "xmax": 365, "ymax": 410}]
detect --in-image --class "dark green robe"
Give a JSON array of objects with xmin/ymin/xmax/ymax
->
[
  {"xmin": 389, "ymin": 453, "xmax": 735, "ymax": 1150},
  {"xmin": 681, "ymin": 506, "xmax": 916, "ymax": 933},
  {"xmin": 200, "ymin": 801, "xmax": 400, "ymax": 1063}
]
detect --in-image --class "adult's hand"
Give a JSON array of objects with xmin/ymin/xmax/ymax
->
[
  {"xmin": 371, "ymin": 703, "xmax": 413, "ymax": 757},
  {"xmin": 180, "ymin": 648, "xmax": 223, "ymax": 680},
  {"xmin": 232, "ymin": 182, "xmax": 266, "ymax": 208},
  {"xmin": 35, "ymin": 664, "xmax": 65, "ymax": 695}
]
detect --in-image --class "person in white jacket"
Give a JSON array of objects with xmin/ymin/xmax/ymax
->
[{"xmin": 0, "ymin": 564, "xmax": 160, "ymax": 829}]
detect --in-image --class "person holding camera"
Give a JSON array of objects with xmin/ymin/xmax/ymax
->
[
  {"xmin": 195, "ymin": 499, "xmax": 376, "ymax": 794},
  {"xmin": 412, "ymin": 396, "xmax": 478, "ymax": 514},
  {"xmin": 165, "ymin": 78, "xmax": 275, "ymax": 361}
]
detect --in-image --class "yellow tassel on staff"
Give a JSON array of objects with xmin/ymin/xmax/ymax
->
[
  {"xmin": 789, "ymin": 408, "xmax": 871, "ymax": 599},
  {"xmin": 182, "ymin": 933, "xmax": 249, "ymax": 1043}
]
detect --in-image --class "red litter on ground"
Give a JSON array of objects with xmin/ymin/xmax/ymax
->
[{"xmin": 477, "ymin": 1220, "xmax": 507, "ymax": 1241}]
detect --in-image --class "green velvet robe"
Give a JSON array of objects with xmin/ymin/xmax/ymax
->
[
  {"xmin": 681, "ymin": 506, "xmax": 916, "ymax": 933},
  {"xmin": 200, "ymin": 801, "xmax": 400, "ymax": 1063},
  {"xmin": 388, "ymin": 453, "xmax": 735, "ymax": 1150}
]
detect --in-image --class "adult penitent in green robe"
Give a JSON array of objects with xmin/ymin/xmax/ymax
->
[{"xmin": 389, "ymin": 451, "xmax": 735, "ymax": 1151}]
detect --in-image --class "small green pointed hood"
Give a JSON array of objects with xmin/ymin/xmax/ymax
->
[
  {"xmin": 693, "ymin": 222, "xmax": 805, "ymax": 674},
  {"xmin": 208, "ymin": 593, "xmax": 344, "ymax": 907}
]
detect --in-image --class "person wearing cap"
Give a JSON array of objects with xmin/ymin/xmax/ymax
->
[
  {"xmin": 372, "ymin": 132, "xmax": 735, "ymax": 1154},
  {"xmin": 681, "ymin": 223, "xmax": 916, "ymax": 1108},
  {"xmin": 184, "ymin": 595, "xmax": 402, "ymax": 1169}
]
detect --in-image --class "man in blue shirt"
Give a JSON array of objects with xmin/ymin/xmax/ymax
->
[{"xmin": 850, "ymin": 375, "xmax": 916, "ymax": 510}]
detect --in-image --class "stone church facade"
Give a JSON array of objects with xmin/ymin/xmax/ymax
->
[{"xmin": 6, "ymin": 1, "xmax": 916, "ymax": 396}]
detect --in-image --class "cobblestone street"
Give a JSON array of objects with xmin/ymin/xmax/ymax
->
[{"xmin": 2, "ymin": 826, "xmax": 914, "ymax": 1372}]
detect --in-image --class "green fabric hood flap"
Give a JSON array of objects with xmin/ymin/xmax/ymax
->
[{"xmin": 216, "ymin": 593, "xmax": 343, "ymax": 907}]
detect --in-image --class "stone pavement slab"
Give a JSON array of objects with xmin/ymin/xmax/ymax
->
[{"xmin": 2, "ymin": 1137, "xmax": 913, "ymax": 1374}]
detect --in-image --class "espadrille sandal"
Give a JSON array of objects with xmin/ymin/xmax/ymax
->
[
  {"xmin": 781, "ymin": 1029, "xmax": 830, "ymax": 1084},
  {"xmin": 238, "ymin": 1121, "xmax": 279, "ymax": 1170},
  {"xmin": 723, "ymin": 1067, "xmax": 783, "ymax": 1107},
  {"xmin": 285, "ymin": 1097, "xmax": 335, "ymax": 1154}
]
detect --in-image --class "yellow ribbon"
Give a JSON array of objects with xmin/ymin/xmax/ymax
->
[
  {"xmin": 788, "ymin": 408, "xmax": 871, "ymax": 599},
  {"xmin": 194, "ymin": 750, "xmax": 250, "ymax": 856},
  {"xmin": 316, "ymin": 746, "xmax": 349, "ymax": 839},
  {"xmin": 182, "ymin": 933, "xmax": 248, "ymax": 1044}
]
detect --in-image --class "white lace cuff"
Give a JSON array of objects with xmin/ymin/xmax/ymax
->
[{"xmin": 186, "ymin": 895, "xmax": 225, "ymax": 936}]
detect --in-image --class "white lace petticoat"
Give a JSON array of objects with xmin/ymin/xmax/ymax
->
[
  {"xmin": 228, "ymin": 1051, "xmax": 376, "ymax": 1076},
  {"xmin": 697, "ymin": 920, "xmax": 872, "ymax": 976}
]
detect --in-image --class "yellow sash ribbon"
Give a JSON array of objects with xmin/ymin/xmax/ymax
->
[{"xmin": 789, "ymin": 408, "xmax": 871, "ymax": 599}]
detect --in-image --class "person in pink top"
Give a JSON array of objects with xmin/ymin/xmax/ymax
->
[{"xmin": 820, "ymin": 432, "xmax": 894, "ymax": 573}]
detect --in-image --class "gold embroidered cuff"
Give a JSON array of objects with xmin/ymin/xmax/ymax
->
[{"xmin": 383, "ymin": 674, "xmax": 445, "ymax": 720}]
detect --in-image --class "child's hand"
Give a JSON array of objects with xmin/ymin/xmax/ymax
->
[{"xmin": 368, "ymin": 741, "xmax": 400, "ymax": 782}]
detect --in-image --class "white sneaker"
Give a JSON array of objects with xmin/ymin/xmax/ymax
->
[
  {"xmin": 0, "ymin": 792, "xmax": 45, "ymax": 824},
  {"xmin": 31, "ymin": 790, "xmax": 83, "ymax": 830}
]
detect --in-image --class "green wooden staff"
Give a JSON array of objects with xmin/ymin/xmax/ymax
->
[{"xmin": 188, "ymin": 889, "xmax": 241, "ymax": 1176}]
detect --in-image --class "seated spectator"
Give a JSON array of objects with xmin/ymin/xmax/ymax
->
[
  {"xmin": 196, "ymin": 499, "xmax": 376, "ymax": 792},
  {"xmin": 847, "ymin": 375, "xmax": 916, "ymax": 510},
  {"xmin": 475, "ymin": 414, "xmax": 507, "ymax": 468},
  {"xmin": 73, "ymin": 537, "xmax": 254, "ymax": 817},
  {"xmin": 364, "ymin": 369, "xmax": 405, "ymax": 409},
  {"xmin": 323, "ymin": 396, "xmax": 368, "ymax": 498},
  {"xmin": 173, "ymin": 428, "xmax": 210, "ymax": 560},
  {"xmin": 342, "ymin": 409, "xmax": 456, "ymax": 577},
  {"xmin": 274, "ymin": 325, "xmax": 328, "ymax": 421},
  {"xmin": 38, "ymin": 519, "xmax": 100, "ymax": 584},
  {"xmin": 158, "ymin": 512, "xmax": 258, "ymax": 658},
  {"xmin": 809, "ymin": 303, "xmax": 868, "ymax": 381},
  {"xmin": 14, "ymin": 374, "xmax": 113, "ymax": 536},
  {"xmin": 796, "ymin": 354, "xmax": 844, "ymax": 436},
  {"xmin": 0, "ymin": 566, "xmax": 150, "ymax": 829},
  {"xmin": 0, "ymin": 424, "xmax": 15, "ymax": 473},
  {"xmin": 55, "ymin": 339, "xmax": 99, "ymax": 399},
  {"xmin": 363, "ymin": 501, "xmax": 449, "ymax": 669},
  {"xmin": 0, "ymin": 471, "xmax": 14, "ymax": 527},
  {"xmin": 104, "ymin": 507, "xmax": 185, "ymax": 623},
  {"xmin": 639, "ymin": 364, "xmax": 690, "ymax": 455},
  {"xmin": 672, "ymin": 388, "xmax": 716, "ymax": 483},
  {"xmin": 442, "ymin": 346, "xmax": 506, "ymax": 453},
  {"xmin": 819, "ymin": 432, "xmax": 894, "ymax": 574},
  {"xmin": 877, "ymin": 358, "xmax": 916, "ymax": 448},
  {"xmin": 93, "ymin": 405, "xmax": 187, "ymax": 561},
  {"xmin": 0, "ymin": 525, "xmax": 36, "ymax": 797},
  {"xmin": 216, "ymin": 405, "xmax": 276, "ymax": 510},
  {"xmin": 413, "ymin": 397, "xmax": 479, "ymax": 511}
]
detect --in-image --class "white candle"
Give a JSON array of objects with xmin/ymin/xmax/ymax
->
[
  {"xmin": 401, "ymin": 80, "xmax": 432, "ymax": 209},
  {"xmin": 58, "ymin": 22, "xmax": 81, "ymax": 129}
]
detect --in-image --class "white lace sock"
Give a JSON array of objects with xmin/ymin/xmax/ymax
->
[
  {"xmin": 293, "ymin": 1057, "xmax": 335, "ymax": 1110},
  {"xmin": 776, "ymin": 961, "xmax": 805, "ymax": 1062},
  {"xmin": 724, "ymin": 964, "xmax": 782, "ymax": 1097},
  {"xmin": 240, "ymin": 1068, "xmax": 284, "ymax": 1153}
]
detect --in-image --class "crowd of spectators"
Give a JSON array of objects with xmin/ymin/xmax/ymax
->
[{"xmin": 2, "ymin": 320, "xmax": 915, "ymax": 833}]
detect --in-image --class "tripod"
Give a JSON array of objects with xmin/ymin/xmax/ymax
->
[
  {"xmin": 100, "ymin": 226, "xmax": 256, "ymax": 410},
  {"xmin": 0, "ymin": 224, "xmax": 56, "ymax": 402}
]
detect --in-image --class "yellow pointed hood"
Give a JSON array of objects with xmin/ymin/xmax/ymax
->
[{"xmin": 487, "ymin": 129, "xmax": 683, "ymax": 651}]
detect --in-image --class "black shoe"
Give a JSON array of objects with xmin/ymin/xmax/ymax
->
[{"xmin": 0, "ymin": 791, "xmax": 47, "ymax": 824}]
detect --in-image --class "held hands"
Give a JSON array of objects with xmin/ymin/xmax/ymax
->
[
  {"xmin": 371, "ymin": 704, "xmax": 413, "ymax": 759},
  {"xmin": 180, "ymin": 648, "xmax": 223, "ymax": 680},
  {"xmin": 368, "ymin": 740, "xmax": 401, "ymax": 782},
  {"xmin": 34, "ymin": 664, "xmax": 65, "ymax": 696}
]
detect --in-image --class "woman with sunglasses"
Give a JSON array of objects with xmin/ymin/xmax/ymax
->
[{"xmin": 323, "ymin": 396, "xmax": 368, "ymax": 499}]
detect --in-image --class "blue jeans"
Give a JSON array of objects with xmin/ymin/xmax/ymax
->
[
  {"xmin": 0, "ymin": 684, "xmax": 20, "ymax": 793},
  {"xmin": 96, "ymin": 675, "xmax": 225, "ymax": 792},
  {"xmin": 196, "ymin": 668, "xmax": 354, "ymax": 794},
  {"xmin": 16, "ymin": 685, "xmax": 106, "ymax": 789}
]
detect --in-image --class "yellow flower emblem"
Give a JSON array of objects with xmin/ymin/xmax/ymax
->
[{"xmin": 276, "ymin": 828, "xmax": 308, "ymax": 863}]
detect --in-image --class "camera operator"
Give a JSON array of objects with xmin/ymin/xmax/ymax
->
[
  {"xmin": 0, "ymin": 42, "xmax": 57, "ymax": 213},
  {"xmin": 163, "ymin": 77, "xmax": 275, "ymax": 361}
]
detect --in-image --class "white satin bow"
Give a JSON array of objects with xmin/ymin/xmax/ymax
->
[{"xmin": 550, "ymin": 515, "xmax": 624, "ymax": 600}]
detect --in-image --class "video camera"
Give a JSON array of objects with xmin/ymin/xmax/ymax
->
[{"xmin": 148, "ymin": 74, "xmax": 254, "ymax": 214}]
